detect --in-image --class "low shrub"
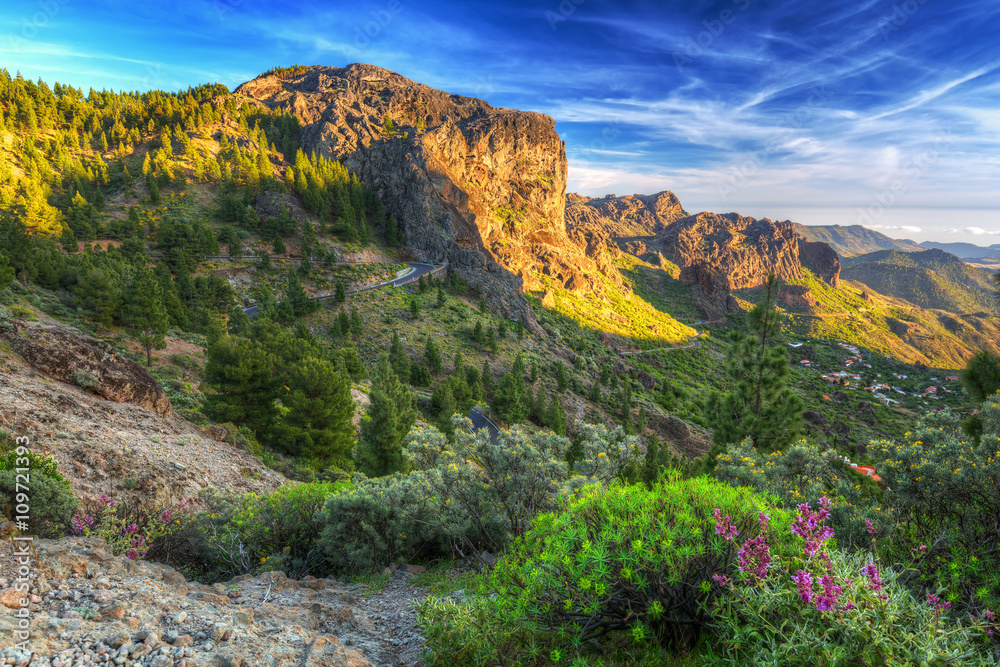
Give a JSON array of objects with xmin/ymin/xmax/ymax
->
[
  {"xmin": 418, "ymin": 476, "xmax": 790, "ymax": 665},
  {"xmin": 319, "ymin": 472, "xmax": 444, "ymax": 574},
  {"xmin": 0, "ymin": 437, "xmax": 76, "ymax": 536},
  {"xmin": 704, "ymin": 498, "xmax": 1000, "ymax": 665},
  {"xmin": 714, "ymin": 438, "xmax": 882, "ymax": 549},
  {"xmin": 157, "ymin": 481, "xmax": 348, "ymax": 582},
  {"xmin": 0, "ymin": 471, "xmax": 77, "ymax": 536},
  {"xmin": 73, "ymin": 494, "xmax": 188, "ymax": 560},
  {"xmin": 868, "ymin": 400, "xmax": 1000, "ymax": 612}
]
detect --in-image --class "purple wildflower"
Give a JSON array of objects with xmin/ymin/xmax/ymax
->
[
  {"xmin": 160, "ymin": 509, "xmax": 174, "ymax": 524},
  {"xmin": 125, "ymin": 549, "xmax": 139, "ymax": 560},
  {"xmin": 711, "ymin": 574, "xmax": 731, "ymax": 587},
  {"xmin": 793, "ymin": 570, "xmax": 813, "ymax": 604},
  {"xmin": 927, "ymin": 593, "xmax": 951, "ymax": 616},
  {"xmin": 98, "ymin": 494, "xmax": 117, "ymax": 509},
  {"xmin": 737, "ymin": 513, "xmax": 772, "ymax": 581},
  {"xmin": 815, "ymin": 574, "xmax": 843, "ymax": 611},
  {"xmin": 791, "ymin": 498, "xmax": 835, "ymax": 558},
  {"xmin": 125, "ymin": 523, "xmax": 139, "ymax": 534},
  {"xmin": 864, "ymin": 563, "xmax": 883, "ymax": 592},
  {"xmin": 865, "ymin": 519, "xmax": 876, "ymax": 535},
  {"xmin": 713, "ymin": 508, "xmax": 739, "ymax": 542}
]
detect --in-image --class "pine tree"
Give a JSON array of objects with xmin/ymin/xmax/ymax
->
[
  {"xmin": 432, "ymin": 382, "xmax": 457, "ymax": 438},
  {"xmin": 642, "ymin": 435, "xmax": 666, "ymax": 487},
  {"xmin": 707, "ymin": 273, "xmax": 803, "ymax": 452},
  {"xmin": 493, "ymin": 371, "xmax": 529, "ymax": 424},
  {"xmin": 555, "ymin": 361, "xmax": 568, "ymax": 392},
  {"xmin": 637, "ymin": 405, "xmax": 647, "ymax": 433},
  {"xmin": 410, "ymin": 297, "xmax": 419, "ymax": 319},
  {"xmin": 425, "ymin": 338, "xmax": 442, "ymax": 375},
  {"xmin": 960, "ymin": 350, "xmax": 1000, "ymax": 402},
  {"xmin": 335, "ymin": 281, "xmax": 346, "ymax": 303},
  {"xmin": 204, "ymin": 335, "xmax": 279, "ymax": 437},
  {"xmin": 75, "ymin": 267, "xmax": 119, "ymax": 329},
  {"xmin": 436, "ymin": 285, "xmax": 445, "ymax": 308},
  {"xmin": 337, "ymin": 308, "xmax": 350, "ymax": 338},
  {"xmin": 389, "ymin": 330, "xmax": 410, "ymax": 383},
  {"xmin": 273, "ymin": 235, "xmax": 286, "ymax": 255},
  {"xmin": 453, "ymin": 350, "xmax": 464, "ymax": 377},
  {"xmin": 274, "ymin": 357, "xmax": 355, "ymax": 467},
  {"xmin": 355, "ymin": 352, "xmax": 416, "ymax": 477},
  {"xmin": 530, "ymin": 361, "xmax": 538, "ymax": 383},
  {"xmin": 481, "ymin": 359, "xmax": 493, "ymax": 398},
  {"xmin": 284, "ymin": 271, "xmax": 312, "ymax": 318},
  {"xmin": 123, "ymin": 268, "xmax": 170, "ymax": 366},
  {"xmin": 350, "ymin": 307, "xmax": 363, "ymax": 338},
  {"xmin": 0, "ymin": 256, "xmax": 13, "ymax": 292},
  {"xmin": 545, "ymin": 393, "xmax": 567, "ymax": 436}
]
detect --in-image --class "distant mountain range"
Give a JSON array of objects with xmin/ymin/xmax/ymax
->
[
  {"xmin": 917, "ymin": 241, "xmax": 1000, "ymax": 258},
  {"xmin": 792, "ymin": 224, "xmax": 923, "ymax": 255},
  {"xmin": 794, "ymin": 223, "xmax": 1000, "ymax": 259}
]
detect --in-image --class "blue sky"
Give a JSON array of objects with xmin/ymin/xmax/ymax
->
[{"xmin": 2, "ymin": 0, "xmax": 999, "ymax": 242}]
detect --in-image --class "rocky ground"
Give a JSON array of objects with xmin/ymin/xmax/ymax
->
[
  {"xmin": 0, "ymin": 323, "xmax": 288, "ymax": 509},
  {"xmin": 0, "ymin": 536, "xmax": 445, "ymax": 666}
]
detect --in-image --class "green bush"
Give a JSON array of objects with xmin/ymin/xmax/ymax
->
[
  {"xmin": 418, "ymin": 476, "xmax": 790, "ymax": 665},
  {"xmin": 714, "ymin": 438, "xmax": 882, "ymax": 549},
  {"xmin": 72, "ymin": 370, "xmax": 100, "ymax": 391},
  {"xmin": 704, "ymin": 499, "xmax": 997, "ymax": 666},
  {"xmin": 869, "ymin": 399, "xmax": 1000, "ymax": 612},
  {"xmin": 319, "ymin": 472, "xmax": 443, "ymax": 574},
  {"xmin": 0, "ymin": 470, "xmax": 77, "ymax": 536},
  {"xmin": 157, "ymin": 481, "xmax": 348, "ymax": 582}
]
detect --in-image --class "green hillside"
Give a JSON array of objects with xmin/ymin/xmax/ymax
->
[
  {"xmin": 793, "ymin": 223, "xmax": 922, "ymax": 256},
  {"xmin": 842, "ymin": 248, "xmax": 998, "ymax": 314}
]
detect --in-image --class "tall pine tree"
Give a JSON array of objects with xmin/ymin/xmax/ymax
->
[
  {"xmin": 123, "ymin": 268, "xmax": 170, "ymax": 366},
  {"xmin": 707, "ymin": 273, "xmax": 803, "ymax": 451},
  {"xmin": 355, "ymin": 352, "xmax": 416, "ymax": 477}
]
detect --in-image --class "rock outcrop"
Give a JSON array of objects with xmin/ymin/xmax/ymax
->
[
  {"xmin": 0, "ymin": 341, "xmax": 287, "ymax": 508},
  {"xmin": 236, "ymin": 64, "xmax": 604, "ymax": 324},
  {"xmin": 778, "ymin": 284, "xmax": 817, "ymax": 308},
  {"xmin": 0, "ymin": 319, "xmax": 171, "ymax": 417},
  {"xmin": 654, "ymin": 213, "xmax": 805, "ymax": 310},
  {"xmin": 798, "ymin": 238, "xmax": 841, "ymax": 287},
  {"xmin": 565, "ymin": 191, "xmax": 688, "ymax": 238}
]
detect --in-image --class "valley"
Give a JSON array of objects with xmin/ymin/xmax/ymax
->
[{"xmin": 0, "ymin": 61, "xmax": 998, "ymax": 666}]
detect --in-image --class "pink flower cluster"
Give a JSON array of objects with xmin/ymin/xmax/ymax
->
[
  {"xmin": 70, "ymin": 513, "xmax": 95, "ymax": 534},
  {"xmin": 713, "ymin": 508, "xmax": 739, "ymax": 542},
  {"xmin": 927, "ymin": 593, "xmax": 951, "ymax": 616},
  {"xmin": 97, "ymin": 494, "xmax": 117, "ymax": 509},
  {"xmin": 791, "ymin": 497, "xmax": 835, "ymax": 557},
  {"xmin": 865, "ymin": 562, "xmax": 887, "ymax": 600},
  {"xmin": 737, "ymin": 513, "xmax": 772, "ymax": 581}
]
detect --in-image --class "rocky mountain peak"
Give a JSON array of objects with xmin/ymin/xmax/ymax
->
[
  {"xmin": 237, "ymin": 64, "xmax": 607, "ymax": 322},
  {"xmin": 565, "ymin": 191, "xmax": 688, "ymax": 238}
]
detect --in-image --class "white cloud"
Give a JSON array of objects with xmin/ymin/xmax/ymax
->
[
  {"xmin": 966, "ymin": 226, "xmax": 1000, "ymax": 235},
  {"xmin": 871, "ymin": 224, "xmax": 922, "ymax": 233}
]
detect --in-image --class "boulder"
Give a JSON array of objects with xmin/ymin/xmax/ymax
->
[{"xmin": 0, "ymin": 319, "xmax": 170, "ymax": 416}]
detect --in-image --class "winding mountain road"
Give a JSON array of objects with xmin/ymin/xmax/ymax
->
[
  {"xmin": 243, "ymin": 262, "xmax": 438, "ymax": 316},
  {"xmin": 468, "ymin": 407, "xmax": 501, "ymax": 445}
]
